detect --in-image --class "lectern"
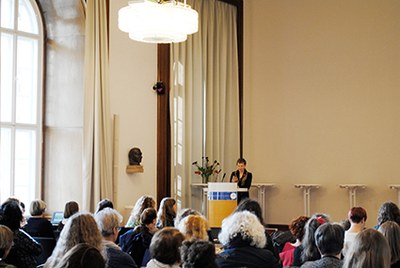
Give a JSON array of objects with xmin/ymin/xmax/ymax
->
[{"xmin": 207, "ymin": 182, "xmax": 247, "ymax": 228}]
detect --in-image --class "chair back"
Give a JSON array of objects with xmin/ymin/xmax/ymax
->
[{"xmin": 33, "ymin": 236, "xmax": 57, "ymax": 265}]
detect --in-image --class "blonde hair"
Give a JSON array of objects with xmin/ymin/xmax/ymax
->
[
  {"xmin": 343, "ymin": 228, "xmax": 391, "ymax": 268},
  {"xmin": 44, "ymin": 212, "xmax": 103, "ymax": 268},
  {"xmin": 378, "ymin": 221, "xmax": 400, "ymax": 265},
  {"xmin": 178, "ymin": 215, "xmax": 208, "ymax": 241},
  {"xmin": 0, "ymin": 225, "xmax": 13, "ymax": 258},
  {"xmin": 218, "ymin": 211, "xmax": 266, "ymax": 248},
  {"xmin": 30, "ymin": 199, "xmax": 47, "ymax": 216}
]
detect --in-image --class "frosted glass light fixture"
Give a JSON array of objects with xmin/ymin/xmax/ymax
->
[{"xmin": 118, "ymin": 0, "xmax": 198, "ymax": 44}]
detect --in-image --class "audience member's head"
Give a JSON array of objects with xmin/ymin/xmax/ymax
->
[
  {"xmin": 174, "ymin": 208, "xmax": 201, "ymax": 227},
  {"xmin": 314, "ymin": 223, "xmax": 344, "ymax": 257},
  {"xmin": 377, "ymin": 201, "xmax": 400, "ymax": 226},
  {"xmin": 95, "ymin": 199, "xmax": 114, "ymax": 214},
  {"xmin": 181, "ymin": 240, "xmax": 218, "ymax": 268},
  {"xmin": 235, "ymin": 198, "xmax": 264, "ymax": 225},
  {"xmin": 0, "ymin": 200, "xmax": 23, "ymax": 231},
  {"xmin": 378, "ymin": 221, "xmax": 400, "ymax": 265},
  {"xmin": 343, "ymin": 228, "xmax": 391, "ymax": 268},
  {"xmin": 130, "ymin": 195, "xmax": 156, "ymax": 226},
  {"xmin": 348, "ymin": 206, "xmax": 367, "ymax": 224},
  {"xmin": 339, "ymin": 218, "xmax": 351, "ymax": 231},
  {"xmin": 63, "ymin": 201, "xmax": 79, "ymax": 219},
  {"xmin": 149, "ymin": 227, "xmax": 184, "ymax": 266},
  {"xmin": 94, "ymin": 208, "xmax": 122, "ymax": 241},
  {"xmin": 54, "ymin": 243, "xmax": 105, "ymax": 268},
  {"xmin": 178, "ymin": 215, "xmax": 208, "ymax": 241},
  {"xmin": 0, "ymin": 224, "xmax": 14, "ymax": 260},
  {"xmin": 141, "ymin": 207, "xmax": 157, "ymax": 229},
  {"xmin": 157, "ymin": 197, "xmax": 177, "ymax": 229},
  {"xmin": 289, "ymin": 215, "xmax": 310, "ymax": 242},
  {"xmin": 46, "ymin": 212, "xmax": 103, "ymax": 267},
  {"xmin": 301, "ymin": 213, "xmax": 330, "ymax": 263},
  {"xmin": 30, "ymin": 199, "xmax": 47, "ymax": 216},
  {"xmin": 218, "ymin": 211, "xmax": 266, "ymax": 249}
]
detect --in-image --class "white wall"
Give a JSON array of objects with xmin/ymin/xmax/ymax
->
[
  {"xmin": 244, "ymin": 0, "xmax": 400, "ymax": 225},
  {"xmin": 109, "ymin": 0, "xmax": 158, "ymax": 223}
]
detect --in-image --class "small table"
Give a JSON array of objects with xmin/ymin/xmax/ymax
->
[
  {"xmin": 339, "ymin": 184, "xmax": 366, "ymax": 208},
  {"xmin": 389, "ymin": 185, "xmax": 400, "ymax": 206},
  {"xmin": 294, "ymin": 184, "xmax": 321, "ymax": 217},
  {"xmin": 251, "ymin": 183, "xmax": 275, "ymax": 218}
]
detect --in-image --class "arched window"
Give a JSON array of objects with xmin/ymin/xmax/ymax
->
[{"xmin": 0, "ymin": 0, "xmax": 44, "ymax": 204}]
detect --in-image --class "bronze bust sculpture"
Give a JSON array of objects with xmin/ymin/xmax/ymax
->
[{"xmin": 128, "ymin": 147, "xmax": 143, "ymax": 166}]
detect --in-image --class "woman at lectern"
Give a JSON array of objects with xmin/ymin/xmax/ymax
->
[{"xmin": 230, "ymin": 158, "xmax": 252, "ymax": 204}]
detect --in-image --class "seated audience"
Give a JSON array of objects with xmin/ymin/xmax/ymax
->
[
  {"xmin": 44, "ymin": 212, "xmax": 103, "ymax": 268},
  {"xmin": 94, "ymin": 208, "xmax": 138, "ymax": 268},
  {"xmin": 0, "ymin": 200, "xmax": 42, "ymax": 268},
  {"xmin": 24, "ymin": 199, "xmax": 54, "ymax": 237},
  {"xmin": 174, "ymin": 208, "xmax": 201, "ymax": 228},
  {"xmin": 181, "ymin": 240, "xmax": 218, "ymax": 268},
  {"xmin": 293, "ymin": 213, "xmax": 330, "ymax": 266},
  {"xmin": 375, "ymin": 201, "xmax": 400, "ymax": 229},
  {"xmin": 120, "ymin": 208, "xmax": 158, "ymax": 267},
  {"xmin": 301, "ymin": 223, "xmax": 344, "ymax": 268},
  {"xmin": 217, "ymin": 211, "xmax": 280, "ymax": 268},
  {"xmin": 234, "ymin": 198, "xmax": 276, "ymax": 256},
  {"xmin": 178, "ymin": 215, "xmax": 208, "ymax": 241},
  {"xmin": 279, "ymin": 215, "xmax": 309, "ymax": 267},
  {"xmin": 156, "ymin": 197, "xmax": 177, "ymax": 229},
  {"xmin": 146, "ymin": 227, "xmax": 184, "ymax": 268},
  {"xmin": 378, "ymin": 221, "xmax": 400, "ymax": 268},
  {"xmin": 126, "ymin": 196, "xmax": 156, "ymax": 228},
  {"xmin": 95, "ymin": 199, "xmax": 114, "ymax": 214},
  {"xmin": 0, "ymin": 224, "xmax": 16, "ymax": 268},
  {"xmin": 57, "ymin": 201, "xmax": 79, "ymax": 232},
  {"xmin": 343, "ymin": 206, "xmax": 367, "ymax": 256},
  {"xmin": 343, "ymin": 228, "xmax": 391, "ymax": 268},
  {"xmin": 54, "ymin": 243, "xmax": 105, "ymax": 268}
]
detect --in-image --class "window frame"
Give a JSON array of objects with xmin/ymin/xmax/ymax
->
[{"xmin": 0, "ymin": 0, "xmax": 44, "ymax": 204}]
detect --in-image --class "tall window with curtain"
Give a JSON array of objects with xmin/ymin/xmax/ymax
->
[
  {"xmin": 0, "ymin": 0, "xmax": 44, "ymax": 204},
  {"xmin": 170, "ymin": 0, "xmax": 240, "ymax": 209}
]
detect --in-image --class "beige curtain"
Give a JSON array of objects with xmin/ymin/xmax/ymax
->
[
  {"xmin": 171, "ymin": 0, "xmax": 240, "ymax": 207},
  {"xmin": 82, "ymin": 0, "xmax": 113, "ymax": 212}
]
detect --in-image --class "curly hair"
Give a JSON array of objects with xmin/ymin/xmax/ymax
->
[
  {"xmin": 218, "ymin": 211, "xmax": 266, "ymax": 248},
  {"xmin": 45, "ymin": 212, "xmax": 103, "ymax": 268},
  {"xmin": 174, "ymin": 208, "xmax": 201, "ymax": 227},
  {"xmin": 343, "ymin": 229, "xmax": 391, "ymax": 268},
  {"xmin": 289, "ymin": 216, "xmax": 310, "ymax": 241},
  {"xmin": 377, "ymin": 201, "xmax": 400, "ymax": 226},
  {"xmin": 178, "ymin": 215, "xmax": 208, "ymax": 241},
  {"xmin": 0, "ymin": 200, "xmax": 23, "ymax": 231},
  {"xmin": 378, "ymin": 221, "xmax": 400, "ymax": 265},
  {"xmin": 181, "ymin": 240, "xmax": 218, "ymax": 268}
]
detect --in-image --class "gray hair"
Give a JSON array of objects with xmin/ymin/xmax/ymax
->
[
  {"xmin": 218, "ymin": 211, "xmax": 266, "ymax": 248},
  {"xmin": 94, "ymin": 208, "xmax": 123, "ymax": 237}
]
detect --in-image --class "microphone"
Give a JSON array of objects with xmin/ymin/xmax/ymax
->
[{"xmin": 222, "ymin": 173, "xmax": 226, "ymax": 182}]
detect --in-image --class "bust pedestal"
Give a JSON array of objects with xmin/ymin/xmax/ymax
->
[{"xmin": 126, "ymin": 165, "xmax": 144, "ymax": 173}]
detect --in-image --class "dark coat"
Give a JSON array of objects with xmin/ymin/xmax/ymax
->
[
  {"xmin": 217, "ymin": 237, "xmax": 281, "ymax": 268},
  {"xmin": 104, "ymin": 242, "xmax": 138, "ymax": 268}
]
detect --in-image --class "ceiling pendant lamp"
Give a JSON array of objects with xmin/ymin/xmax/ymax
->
[{"xmin": 118, "ymin": 0, "xmax": 199, "ymax": 44}]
